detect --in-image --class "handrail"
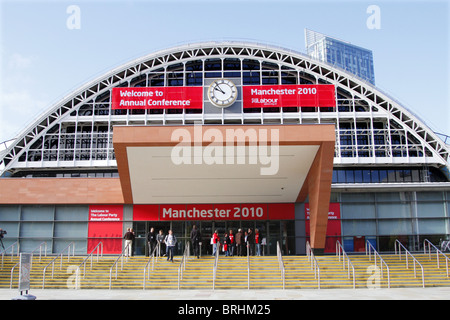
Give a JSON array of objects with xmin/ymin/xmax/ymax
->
[
  {"xmin": 394, "ymin": 239, "xmax": 425, "ymax": 288},
  {"xmin": 9, "ymin": 242, "xmax": 47, "ymax": 289},
  {"xmin": 212, "ymin": 241, "xmax": 220, "ymax": 290},
  {"xmin": 247, "ymin": 241, "xmax": 250, "ymax": 290},
  {"xmin": 109, "ymin": 242, "xmax": 130, "ymax": 289},
  {"xmin": 42, "ymin": 242, "xmax": 75, "ymax": 289},
  {"xmin": 276, "ymin": 241, "xmax": 285, "ymax": 289},
  {"xmin": 335, "ymin": 240, "xmax": 355, "ymax": 289},
  {"xmin": 424, "ymin": 239, "xmax": 450, "ymax": 277},
  {"xmin": 365, "ymin": 240, "xmax": 390, "ymax": 288},
  {"xmin": 306, "ymin": 241, "xmax": 321, "ymax": 289},
  {"xmin": 9, "ymin": 262, "xmax": 20, "ymax": 289},
  {"xmin": 30, "ymin": 242, "xmax": 48, "ymax": 267},
  {"xmin": 143, "ymin": 243, "xmax": 160, "ymax": 290},
  {"xmin": 178, "ymin": 241, "xmax": 190, "ymax": 290},
  {"xmin": 75, "ymin": 242, "xmax": 103, "ymax": 289},
  {"xmin": 1, "ymin": 241, "xmax": 19, "ymax": 269}
]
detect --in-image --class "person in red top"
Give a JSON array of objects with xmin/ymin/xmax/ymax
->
[
  {"xmin": 212, "ymin": 230, "xmax": 220, "ymax": 256},
  {"xmin": 223, "ymin": 233, "xmax": 229, "ymax": 256},
  {"xmin": 228, "ymin": 229, "xmax": 235, "ymax": 256},
  {"xmin": 255, "ymin": 228, "xmax": 262, "ymax": 256}
]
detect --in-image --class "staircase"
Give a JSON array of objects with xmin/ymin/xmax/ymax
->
[
  {"xmin": 1, "ymin": 256, "xmax": 89, "ymax": 289},
  {"xmin": 2, "ymin": 252, "xmax": 450, "ymax": 290}
]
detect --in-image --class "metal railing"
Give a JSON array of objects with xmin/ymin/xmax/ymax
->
[
  {"xmin": 30, "ymin": 242, "xmax": 48, "ymax": 267},
  {"xmin": 9, "ymin": 242, "xmax": 47, "ymax": 289},
  {"xmin": 394, "ymin": 239, "xmax": 425, "ymax": 288},
  {"xmin": 42, "ymin": 242, "xmax": 75, "ymax": 289},
  {"xmin": 335, "ymin": 240, "xmax": 356, "ymax": 289},
  {"xmin": 365, "ymin": 240, "xmax": 390, "ymax": 288},
  {"xmin": 212, "ymin": 241, "xmax": 220, "ymax": 290},
  {"xmin": 9, "ymin": 262, "xmax": 20, "ymax": 289},
  {"xmin": 276, "ymin": 241, "xmax": 285, "ymax": 289},
  {"xmin": 1, "ymin": 241, "xmax": 19, "ymax": 269},
  {"xmin": 423, "ymin": 239, "xmax": 450, "ymax": 278},
  {"xmin": 75, "ymin": 242, "xmax": 103, "ymax": 289},
  {"xmin": 247, "ymin": 241, "xmax": 250, "ymax": 290},
  {"xmin": 306, "ymin": 242, "xmax": 321, "ymax": 289},
  {"xmin": 143, "ymin": 243, "xmax": 161, "ymax": 290},
  {"xmin": 109, "ymin": 242, "xmax": 130, "ymax": 289},
  {"xmin": 178, "ymin": 241, "xmax": 190, "ymax": 290}
]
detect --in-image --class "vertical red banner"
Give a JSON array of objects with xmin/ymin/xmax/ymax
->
[
  {"xmin": 88, "ymin": 205, "xmax": 123, "ymax": 254},
  {"xmin": 305, "ymin": 203, "xmax": 341, "ymax": 253}
]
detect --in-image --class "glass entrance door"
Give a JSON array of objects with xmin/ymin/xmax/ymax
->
[
  {"xmin": 133, "ymin": 221, "xmax": 171, "ymax": 256},
  {"xmin": 132, "ymin": 220, "xmax": 296, "ymax": 256}
]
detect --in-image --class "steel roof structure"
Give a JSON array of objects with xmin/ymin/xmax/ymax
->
[{"xmin": 1, "ymin": 41, "xmax": 448, "ymax": 176}]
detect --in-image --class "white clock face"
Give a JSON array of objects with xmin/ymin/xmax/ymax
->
[{"xmin": 208, "ymin": 79, "xmax": 238, "ymax": 108}]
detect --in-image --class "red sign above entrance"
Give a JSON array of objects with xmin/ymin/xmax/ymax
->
[
  {"xmin": 111, "ymin": 87, "xmax": 203, "ymax": 109},
  {"xmin": 134, "ymin": 203, "xmax": 295, "ymax": 221},
  {"xmin": 242, "ymin": 84, "xmax": 336, "ymax": 108}
]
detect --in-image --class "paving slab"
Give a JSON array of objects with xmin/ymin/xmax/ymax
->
[{"xmin": 1, "ymin": 287, "xmax": 450, "ymax": 300}]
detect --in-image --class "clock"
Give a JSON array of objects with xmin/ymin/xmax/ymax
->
[{"xmin": 208, "ymin": 79, "xmax": 238, "ymax": 108}]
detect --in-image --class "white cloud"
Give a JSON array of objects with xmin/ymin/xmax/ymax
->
[
  {"xmin": 0, "ymin": 89, "xmax": 49, "ymax": 142},
  {"xmin": 0, "ymin": 53, "xmax": 48, "ymax": 142},
  {"xmin": 7, "ymin": 53, "xmax": 34, "ymax": 69}
]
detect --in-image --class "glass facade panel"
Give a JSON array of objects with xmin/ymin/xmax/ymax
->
[
  {"xmin": 342, "ymin": 220, "xmax": 376, "ymax": 236},
  {"xmin": 54, "ymin": 222, "xmax": 87, "ymax": 237},
  {"xmin": 417, "ymin": 219, "xmax": 447, "ymax": 234},
  {"xmin": 378, "ymin": 219, "xmax": 412, "ymax": 235},
  {"xmin": 341, "ymin": 203, "xmax": 375, "ymax": 219},
  {"xmin": 0, "ymin": 206, "xmax": 19, "ymax": 221},
  {"xmin": 22, "ymin": 205, "xmax": 54, "ymax": 221},
  {"xmin": 416, "ymin": 202, "xmax": 446, "ymax": 218},
  {"xmin": 377, "ymin": 203, "xmax": 411, "ymax": 219},
  {"xmin": 20, "ymin": 222, "xmax": 53, "ymax": 238},
  {"xmin": 55, "ymin": 205, "xmax": 88, "ymax": 221}
]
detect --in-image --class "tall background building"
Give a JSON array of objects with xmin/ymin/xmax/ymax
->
[{"xmin": 305, "ymin": 29, "xmax": 376, "ymax": 85}]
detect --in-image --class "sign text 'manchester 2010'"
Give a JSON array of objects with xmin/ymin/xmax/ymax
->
[{"xmin": 111, "ymin": 84, "xmax": 336, "ymax": 109}]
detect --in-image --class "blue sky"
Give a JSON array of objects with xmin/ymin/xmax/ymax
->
[{"xmin": 0, "ymin": 0, "xmax": 449, "ymax": 142}]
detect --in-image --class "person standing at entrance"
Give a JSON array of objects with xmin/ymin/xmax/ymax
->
[
  {"xmin": 228, "ymin": 229, "xmax": 235, "ymax": 256},
  {"xmin": 156, "ymin": 229, "xmax": 165, "ymax": 257},
  {"xmin": 247, "ymin": 228, "xmax": 255, "ymax": 256},
  {"xmin": 255, "ymin": 228, "xmax": 262, "ymax": 256},
  {"xmin": 123, "ymin": 228, "xmax": 135, "ymax": 257},
  {"xmin": 190, "ymin": 225, "xmax": 201, "ymax": 259},
  {"xmin": 147, "ymin": 227, "xmax": 157, "ymax": 256},
  {"xmin": 164, "ymin": 230, "xmax": 177, "ymax": 262},
  {"xmin": 212, "ymin": 230, "xmax": 220, "ymax": 256},
  {"xmin": 223, "ymin": 233, "xmax": 229, "ymax": 256},
  {"xmin": 235, "ymin": 229, "xmax": 244, "ymax": 256}
]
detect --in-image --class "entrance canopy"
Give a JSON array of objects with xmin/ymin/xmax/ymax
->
[{"xmin": 113, "ymin": 124, "xmax": 335, "ymax": 253}]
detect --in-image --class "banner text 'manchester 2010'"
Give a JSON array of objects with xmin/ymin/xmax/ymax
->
[{"xmin": 111, "ymin": 84, "xmax": 336, "ymax": 109}]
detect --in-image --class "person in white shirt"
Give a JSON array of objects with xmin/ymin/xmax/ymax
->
[{"xmin": 164, "ymin": 230, "xmax": 177, "ymax": 262}]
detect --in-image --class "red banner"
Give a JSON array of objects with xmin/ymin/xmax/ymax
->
[
  {"xmin": 305, "ymin": 203, "xmax": 341, "ymax": 253},
  {"xmin": 88, "ymin": 205, "xmax": 123, "ymax": 254},
  {"xmin": 242, "ymin": 84, "xmax": 336, "ymax": 108},
  {"xmin": 134, "ymin": 203, "xmax": 295, "ymax": 221},
  {"xmin": 111, "ymin": 87, "xmax": 203, "ymax": 109}
]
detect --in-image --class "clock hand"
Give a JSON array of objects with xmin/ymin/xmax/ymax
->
[{"xmin": 214, "ymin": 84, "xmax": 225, "ymax": 94}]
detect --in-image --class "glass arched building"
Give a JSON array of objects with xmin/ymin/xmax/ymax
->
[{"xmin": 1, "ymin": 41, "xmax": 449, "ymax": 255}]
